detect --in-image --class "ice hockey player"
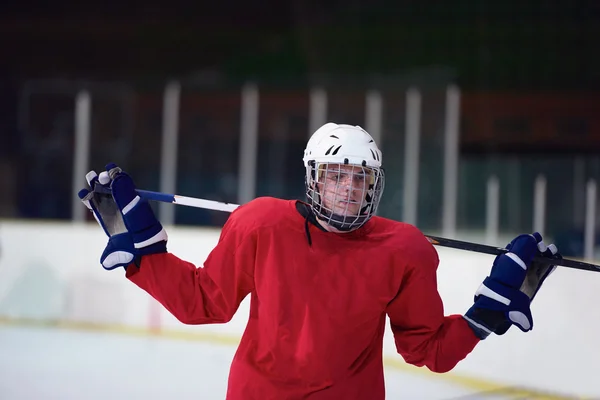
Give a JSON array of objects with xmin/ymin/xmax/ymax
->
[{"xmin": 78, "ymin": 122, "xmax": 561, "ymax": 400}]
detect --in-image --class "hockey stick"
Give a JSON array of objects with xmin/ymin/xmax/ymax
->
[{"xmin": 136, "ymin": 189, "xmax": 600, "ymax": 273}]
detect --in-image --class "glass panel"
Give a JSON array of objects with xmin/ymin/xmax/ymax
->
[
  {"xmin": 175, "ymin": 84, "xmax": 241, "ymax": 227},
  {"xmin": 86, "ymin": 84, "xmax": 163, "ymax": 224},
  {"xmin": 127, "ymin": 87, "xmax": 165, "ymax": 192},
  {"xmin": 416, "ymin": 88, "xmax": 447, "ymax": 232},
  {"xmin": 255, "ymin": 89, "xmax": 309, "ymax": 202},
  {"xmin": 327, "ymin": 87, "xmax": 366, "ymax": 128},
  {"xmin": 15, "ymin": 84, "xmax": 76, "ymax": 220},
  {"xmin": 377, "ymin": 90, "xmax": 407, "ymax": 222},
  {"xmin": 88, "ymin": 84, "xmax": 138, "ymax": 179}
]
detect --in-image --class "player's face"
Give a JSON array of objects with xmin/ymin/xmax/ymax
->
[{"xmin": 318, "ymin": 164, "xmax": 371, "ymax": 217}]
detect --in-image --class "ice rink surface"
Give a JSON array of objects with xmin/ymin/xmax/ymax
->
[{"xmin": 0, "ymin": 325, "xmax": 562, "ymax": 400}]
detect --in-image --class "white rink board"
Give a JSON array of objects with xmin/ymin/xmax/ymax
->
[{"xmin": 0, "ymin": 220, "xmax": 597, "ymax": 398}]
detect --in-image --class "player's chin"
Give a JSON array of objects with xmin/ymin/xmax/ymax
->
[{"xmin": 332, "ymin": 205, "xmax": 361, "ymax": 217}]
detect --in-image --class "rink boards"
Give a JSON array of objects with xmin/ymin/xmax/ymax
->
[{"xmin": 0, "ymin": 220, "xmax": 596, "ymax": 399}]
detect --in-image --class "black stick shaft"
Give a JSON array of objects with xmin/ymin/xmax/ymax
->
[{"xmin": 425, "ymin": 235, "xmax": 600, "ymax": 273}]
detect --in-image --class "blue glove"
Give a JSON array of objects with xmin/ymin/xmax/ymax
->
[
  {"xmin": 78, "ymin": 163, "xmax": 167, "ymax": 270},
  {"xmin": 464, "ymin": 232, "xmax": 561, "ymax": 339}
]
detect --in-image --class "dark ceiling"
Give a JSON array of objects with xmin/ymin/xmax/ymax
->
[{"xmin": 0, "ymin": 0, "xmax": 598, "ymax": 89}]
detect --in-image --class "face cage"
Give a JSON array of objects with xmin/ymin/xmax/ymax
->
[{"xmin": 305, "ymin": 162, "xmax": 385, "ymax": 232}]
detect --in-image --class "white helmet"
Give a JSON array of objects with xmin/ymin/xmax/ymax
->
[{"xmin": 303, "ymin": 122, "xmax": 385, "ymax": 231}]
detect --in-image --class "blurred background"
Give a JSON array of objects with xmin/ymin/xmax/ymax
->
[
  {"xmin": 0, "ymin": 0, "xmax": 600, "ymax": 256},
  {"xmin": 1, "ymin": 1, "xmax": 600, "ymax": 254},
  {"xmin": 1, "ymin": 1, "xmax": 600, "ymax": 399}
]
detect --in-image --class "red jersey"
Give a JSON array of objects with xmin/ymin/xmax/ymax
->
[{"xmin": 126, "ymin": 197, "xmax": 480, "ymax": 399}]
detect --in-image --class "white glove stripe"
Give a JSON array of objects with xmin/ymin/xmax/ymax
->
[
  {"xmin": 506, "ymin": 252, "xmax": 527, "ymax": 270},
  {"xmin": 134, "ymin": 228, "xmax": 168, "ymax": 249},
  {"xmin": 122, "ymin": 195, "xmax": 140, "ymax": 215},
  {"xmin": 476, "ymin": 283, "xmax": 511, "ymax": 305},
  {"xmin": 462, "ymin": 315, "xmax": 492, "ymax": 335}
]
